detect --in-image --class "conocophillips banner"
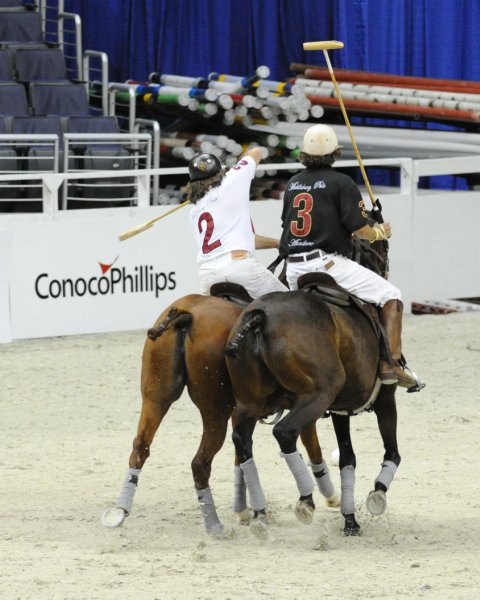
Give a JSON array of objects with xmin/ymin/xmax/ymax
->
[{"xmin": 6, "ymin": 209, "xmax": 200, "ymax": 339}]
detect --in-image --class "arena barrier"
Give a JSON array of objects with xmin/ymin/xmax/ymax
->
[{"xmin": 1, "ymin": 156, "xmax": 480, "ymax": 342}]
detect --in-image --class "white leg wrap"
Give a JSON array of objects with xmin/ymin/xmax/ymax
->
[
  {"xmin": 197, "ymin": 486, "xmax": 222, "ymax": 533},
  {"xmin": 233, "ymin": 466, "xmax": 248, "ymax": 513},
  {"xmin": 117, "ymin": 468, "xmax": 141, "ymax": 514},
  {"xmin": 309, "ymin": 461, "xmax": 335, "ymax": 499},
  {"xmin": 340, "ymin": 465, "xmax": 356, "ymax": 516},
  {"xmin": 240, "ymin": 458, "xmax": 266, "ymax": 512},
  {"xmin": 374, "ymin": 460, "xmax": 398, "ymax": 490},
  {"xmin": 280, "ymin": 450, "xmax": 314, "ymax": 497}
]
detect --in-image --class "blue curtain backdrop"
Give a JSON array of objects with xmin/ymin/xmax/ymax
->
[
  {"xmin": 64, "ymin": 0, "xmax": 480, "ymax": 189},
  {"xmin": 63, "ymin": 0, "xmax": 480, "ymax": 84}
]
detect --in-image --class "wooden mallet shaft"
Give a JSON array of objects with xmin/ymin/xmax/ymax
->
[
  {"xmin": 118, "ymin": 199, "xmax": 191, "ymax": 241},
  {"xmin": 303, "ymin": 39, "xmax": 377, "ymax": 207}
]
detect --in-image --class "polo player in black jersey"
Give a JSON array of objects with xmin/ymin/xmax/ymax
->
[{"xmin": 279, "ymin": 124, "xmax": 419, "ymax": 389}]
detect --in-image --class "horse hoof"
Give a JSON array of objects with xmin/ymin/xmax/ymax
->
[
  {"xmin": 207, "ymin": 522, "xmax": 228, "ymax": 539},
  {"xmin": 250, "ymin": 515, "xmax": 269, "ymax": 540},
  {"xmin": 236, "ymin": 509, "xmax": 252, "ymax": 526},
  {"xmin": 343, "ymin": 514, "xmax": 361, "ymax": 536},
  {"xmin": 295, "ymin": 499, "xmax": 315, "ymax": 525},
  {"xmin": 101, "ymin": 507, "xmax": 127, "ymax": 528},
  {"xmin": 325, "ymin": 493, "xmax": 341, "ymax": 508},
  {"xmin": 366, "ymin": 489, "xmax": 387, "ymax": 515},
  {"xmin": 216, "ymin": 526, "xmax": 237, "ymax": 540}
]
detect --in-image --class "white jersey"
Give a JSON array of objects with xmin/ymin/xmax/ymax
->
[{"xmin": 189, "ymin": 155, "xmax": 256, "ymax": 263}]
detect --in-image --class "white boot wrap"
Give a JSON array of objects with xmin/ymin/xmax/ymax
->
[
  {"xmin": 280, "ymin": 450, "xmax": 314, "ymax": 497},
  {"xmin": 340, "ymin": 465, "xmax": 356, "ymax": 515},
  {"xmin": 197, "ymin": 486, "xmax": 222, "ymax": 531},
  {"xmin": 117, "ymin": 468, "xmax": 141, "ymax": 514},
  {"xmin": 233, "ymin": 466, "xmax": 248, "ymax": 513},
  {"xmin": 309, "ymin": 461, "xmax": 335, "ymax": 498},
  {"xmin": 240, "ymin": 458, "xmax": 266, "ymax": 512},
  {"xmin": 374, "ymin": 460, "xmax": 398, "ymax": 490}
]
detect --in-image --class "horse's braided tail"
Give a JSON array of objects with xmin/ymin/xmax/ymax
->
[
  {"xmin": 147, "ymin": 307, "xmax": 193, "ymax": 341},
  {"xmin": 225, "ymin": 309, "xmax": 266, "ymax": 358}
]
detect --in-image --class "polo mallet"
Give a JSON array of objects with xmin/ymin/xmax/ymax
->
[
  {"xmin": 118, "ymin": 199, "xmax": 191, "ymax": 241},
  {"xmin": 303, "ymin": 40, "xmax": 383, "ymax": 223}
]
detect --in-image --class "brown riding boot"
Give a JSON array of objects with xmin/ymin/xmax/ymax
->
[
  {"xmin": 378, "ymin": 360, "xmax": 398, "ymax": 385},
  {"xmin": 379, "ymin": 299, "xmax": 418, "ymax": 389}
]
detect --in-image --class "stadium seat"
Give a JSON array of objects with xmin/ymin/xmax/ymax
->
[
  {"xmin": 0, "ymin": 49, "xmax": 14, "ymax": 80},
  {"xmin": 67, "ymin": 116, "xmax": 126, "ymax": 169},
  {"xmin": 67, "ymin": 115, "xmax": 120, "ymax": 135},
  {"xmin": 2, "ymin": 42, "xmax": 48, "ymax": 79},
  {"xmin": 66, "ymin": 116, "xmax": 135, "ymax": 205},
  {"xmin": 0, "ymin": 11, "xmax": 43, "ymax": 43},
  {"xmin": 12, "ymin": 115, "xmax": 63, "ymax": 197},
  {"xmin": 0, "ymin": 0, "xmax": 26, "ymax": 7},
  {"xmin": 15, "ymin": 47, "xmax": 68, "ymax": 82},
  {"xmin": 30, "ymin": 81, "xmax": 90, "ymax": 116},
  {"xmin": 0, "ymin": 81, "xmax": 29, "ymax": 115},
  {"xmin": 0, "ymin": 115, "xmax": 18, "ymax": 201}
]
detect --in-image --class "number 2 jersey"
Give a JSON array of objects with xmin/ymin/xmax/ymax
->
[
  {"xmin": 279, "ymin": 165, "xmax": 369, "ymax": 258},
  {"xmin": 189, "ymin": 155, "xmax": 256, "ymax": 263}
]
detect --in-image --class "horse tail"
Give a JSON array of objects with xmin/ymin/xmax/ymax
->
[
  {"xmin": 225, "ymin": 309, "xmax": 266, "ymax": 358},
  {"xmin": 145, "ymin": 307, "xmax": 194, "ymax": 401},
  {"xmin": 147, "ymin": 307, "xmax": 193, "ymax": 341}
]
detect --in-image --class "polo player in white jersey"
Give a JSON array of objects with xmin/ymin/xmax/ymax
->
[{"xmin": 185, "ymin": 148, "xmax": 287, "ymax": 298}]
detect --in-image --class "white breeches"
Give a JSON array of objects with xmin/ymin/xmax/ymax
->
[
  {"xmin": 286, "ymin": 250, "xmax": 400, "ymax": 307},
  {"xmin": 199, "ymin": 254, "xmax": 287, "ymax": 298}
]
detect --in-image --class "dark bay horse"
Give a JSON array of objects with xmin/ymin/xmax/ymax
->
[
  {"xmin": 102, "ymin": 293, "xmax": 339, "ymax": 537},
  {"xmin": 225, "ymin": 279, "xmax": 401, "ymax": 536}
]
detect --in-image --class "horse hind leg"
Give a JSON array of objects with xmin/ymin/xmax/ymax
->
[
  {"xmin": 191, "ymin": 407, "xmax": 232, "ymax": 538},
  {"xmin": 232, "ymin": 413, "xmax": 268, "ymax": 539},
  {"xmin": 272, "ymin": 398, "xmax": 334, "ymax": 526},
  {"xmin": 331, "ymin": 413, "xmax": 361, "ymax": 536},
  {"xmin": 300, "ymin": 422, "xmax": 340, "ymax": 511},
  {"xmin": 101, "ymin": 390, "xmax": 174, "ymax": 528},
  {"xmin": 367, "ymin": 387, "xmax": 401, "ymax": 516},
  {"xmin": 230, "ymin": 410, "xmax": 250, "ymax": 526}
]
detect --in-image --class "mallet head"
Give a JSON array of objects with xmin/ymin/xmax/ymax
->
[
  {"xmin": 303, "ymin": 40, "xmax": 344, "ymax": 51},
  {"xmin": 118, "ymin": 221, "xmax": 153, "ymax": 241}
]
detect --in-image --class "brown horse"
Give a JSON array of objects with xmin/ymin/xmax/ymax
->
[
  {"xmin": 102, "ymin": 292, "xmax": 339, "ymax": 537},
  {"xmin": 225, "ymin": 274, "xmax": 402, "ymax": 536}
]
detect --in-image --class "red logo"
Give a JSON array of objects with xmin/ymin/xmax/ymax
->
[{"xmin": 98, "ymin": 256, "xmax": 119, "ymax": 274}]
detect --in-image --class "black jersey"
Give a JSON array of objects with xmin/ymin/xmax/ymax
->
[{"xmin": 279, "ymin": 166, "xmax": 369, "ymax": 258}]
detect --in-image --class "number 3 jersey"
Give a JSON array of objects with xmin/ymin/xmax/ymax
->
[
  {"xmin": 279, "ymin": 165, "xmax": 369, "ymax": 258},
  {"xmin": 189, "ymin": 155, "xmax": 256, "ymax": 263}
]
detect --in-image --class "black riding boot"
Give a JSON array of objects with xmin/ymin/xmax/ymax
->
[{"xmin": 379, "ymin": 299, "xmax": 417, "ymax": 389}]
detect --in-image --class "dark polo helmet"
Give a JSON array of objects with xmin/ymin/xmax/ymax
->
[{"xmin": 188, "ymin": 153, "xmax": 222, "ymax": 181}]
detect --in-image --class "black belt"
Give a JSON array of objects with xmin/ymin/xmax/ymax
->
[{"xmin": 287, "ymin": 250, "xmax": 321, "ymax": 263}]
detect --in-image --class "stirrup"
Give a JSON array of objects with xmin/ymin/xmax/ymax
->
[{"xmin": 399, "ymin": 364, "xmax": 426, "ymax": 393}]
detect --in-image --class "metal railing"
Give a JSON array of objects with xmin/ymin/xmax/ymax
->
[
  {"xmin": 2, "ymin": 154, "xmax": 480, "ymax": 215},
  {"xmin": 0, "ymin": 132, "xmax": 152, "ymax": 211},
  {"xmin": 62, "ymin": 132, "xmax": 152, "ymax": 209},
  {"xmin": 0, "ymin": 134, "xmax": 60, "ymax": 205}
]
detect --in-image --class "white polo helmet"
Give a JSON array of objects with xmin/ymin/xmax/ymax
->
[{"xmin": 302, "ymin": 124, "xmax": 341, "ymax": 156}]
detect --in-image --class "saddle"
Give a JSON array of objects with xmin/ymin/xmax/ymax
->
[
  {"xmin": 297, "ymin": 272, "xmax": 391, "ymax": 360},
  {"xmin": 210, "ymin": 282, "xmax": 253, "ymax": 307}
]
